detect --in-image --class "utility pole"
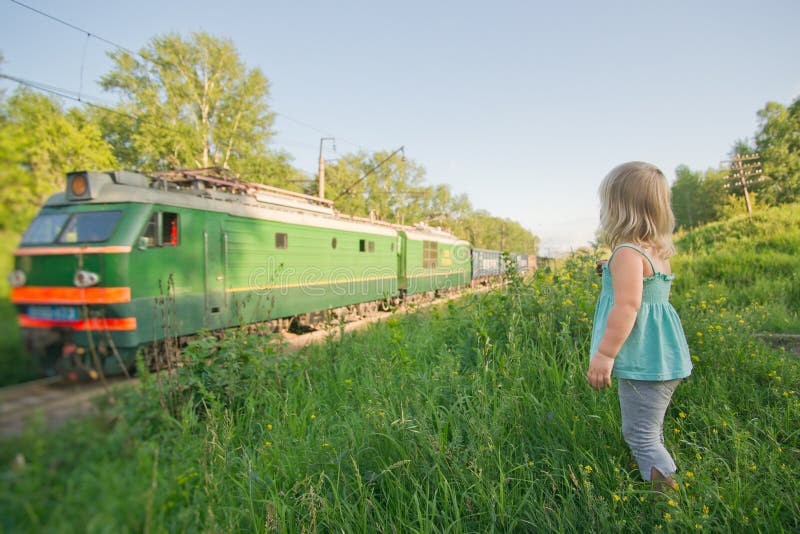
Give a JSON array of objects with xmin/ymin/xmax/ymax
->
[
  {"xmin": 723, "ymin": 153, "xmax": 764, "ymax": 217},
  {"xmin": 318, "ymin": 137, "xmax": 336, "ymax": 200}
]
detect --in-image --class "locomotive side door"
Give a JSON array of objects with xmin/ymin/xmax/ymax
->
[
  {"xmin": 203, "ymin": 216, "xmax": 227, "ymax": 324},
  {"xmin": 396, "ymin": 231, "xmax": 407, "ymax": 294}
]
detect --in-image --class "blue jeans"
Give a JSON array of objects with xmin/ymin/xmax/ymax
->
[{"xmin": 618, "ymin": 378, "xmax": 682, "ymax": 481}]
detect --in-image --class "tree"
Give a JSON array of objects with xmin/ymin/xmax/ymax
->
[
  {"xmin": 321, "ymin": 149, "xmax": 538, "ymax": 253},
  {"xmin": 325, "ymin": 150, "xmax": 432, "ymax": 224},
  {"xmin": 671, "ymin": 166, "xmax": 723, "ymax": 229},
  {"xmin": 448, "ymin": 211, "xmax": 538, "ymax": 254},
  {"xmin": 236, "ymin": 150, "xmax": 311, "ymax": 192},
  {"xmin": 0, "ymin": 89, "xmax": 117, "ymax": 231},
  {"xmin": 755, "ymin": 96, "xmax": 800, "ymax": 204},
  {"xmin": 100, "ymin": 32, "xmax": 274, "ymax": 171}
]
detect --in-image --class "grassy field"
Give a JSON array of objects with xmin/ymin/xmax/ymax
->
[{"xmin": 0, "ymin": 206, "xmax": 798, "ymax": 532}]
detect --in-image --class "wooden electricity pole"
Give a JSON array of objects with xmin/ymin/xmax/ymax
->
[{"xmin": 723, "ymin": 153, "xmax": 764, "ymax": 217}]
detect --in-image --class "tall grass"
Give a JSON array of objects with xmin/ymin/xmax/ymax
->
[{"xmin": 1, "ymin": 207, "xmax": 799, "ymax": 532}]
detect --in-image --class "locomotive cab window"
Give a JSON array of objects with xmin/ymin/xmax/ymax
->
[
  {"xmin": 22, "ymin": 211, "xmax": 121, "ymax": 245},
  {"xmin": 21, "ymin": 213, "xmax": 70, "ymax": 245},
  {"xmin": 141, "ymin": 211, "xmax": 179, "ymax": 247},
  {"xmin": 275, "ymin": 232, "xmax": 288, "ymax": 249},
  {"xmin": 162, "ymin": 212, "xmax": 179, "ymax": 246},
  {"xmin": 57, "ymin": 211, "xmax": 121, "ymax": 244}
]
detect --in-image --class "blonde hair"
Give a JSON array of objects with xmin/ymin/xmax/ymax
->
[{"xmin": 599, "ymin": 161, "xmax": 676, "ymax": 258}]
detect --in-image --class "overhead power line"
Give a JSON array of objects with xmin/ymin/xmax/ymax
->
[
  {"xmin": 9, "ymin": 0, "xmax": 138, "ymax": 57},
  {"xmin": 334, "ymin": 146, "xmax": 405, "ymax": 201},
  {"xmin": 0, "ymin": 73, "xmax": 134, "ymax": 120},
  {"xmin": 6, "ymin": 0, "xmax": 392, "ymax": 164},
  {"xmin": 0, "ymin": 72, "xmax": 215, "ymax": 152}
]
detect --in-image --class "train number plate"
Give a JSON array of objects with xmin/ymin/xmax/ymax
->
[{"xmin": 27, "ymin": 305, "xmax": 79, "ymax": 321}]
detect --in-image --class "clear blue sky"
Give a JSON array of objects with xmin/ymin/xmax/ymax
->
[{"xmin": 2, "ymin": 0, "xmax": 799, "ymax": 255}]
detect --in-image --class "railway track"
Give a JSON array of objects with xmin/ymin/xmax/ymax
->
[
  {"xmin": 0, "ymin": 322, "xmax": 385, "ymax": 440},
  {"xmin": 0, "ymin": 376, "xmax": 127, "ymax": 439}
]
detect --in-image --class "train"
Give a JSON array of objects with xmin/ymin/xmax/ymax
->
[{"xmin": 8, "ymin": 169, "xmax": 531, "ymax": 379}]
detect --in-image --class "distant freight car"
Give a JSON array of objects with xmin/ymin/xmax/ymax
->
[{"xmin": 470, "ymin": 248, "xmax": 502, "ymax": 285}]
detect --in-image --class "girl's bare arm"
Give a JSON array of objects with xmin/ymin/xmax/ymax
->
[{"xmin": 587, "ymin": 248, "xmax": 644, "ymax": 391}]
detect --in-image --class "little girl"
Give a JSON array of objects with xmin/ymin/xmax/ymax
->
[{"xmin": 587, "ymin": 161, "xmax": 693, "ymax": 490}]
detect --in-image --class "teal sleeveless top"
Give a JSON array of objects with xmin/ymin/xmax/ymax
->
[{"xmin": 590, "ymin": 243, "xmax": 693, "ymax": 381}]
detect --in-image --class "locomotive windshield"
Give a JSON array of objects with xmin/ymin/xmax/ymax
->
[
  {"xmin": 20, "ymin": 213, "xmax": 70, "ymax": 244},
  {"xmin": 21, "ymin": 211, "xmax": 122, "ymax": 245}
]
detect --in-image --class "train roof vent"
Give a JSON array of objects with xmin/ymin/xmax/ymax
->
[{"xmin": 111, "ymin": 171, "xmax": 150, "ymax": 188}]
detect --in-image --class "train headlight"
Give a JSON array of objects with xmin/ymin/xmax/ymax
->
[
  {"xmin": 70, "ymin": 173, "xmax": 88, "ymax": 196},
  {"xmin": 74, "ymin": 270, "xmax": 100, "ymax": 288},
  {"xmin": 66, "ymin": 171, "xmax": 112, "ymax": 200},
  {"xmin": 7, "ymin": 270, "xmax": 26, "ymax": 288}
]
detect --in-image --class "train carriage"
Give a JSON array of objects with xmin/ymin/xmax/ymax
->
[
  {"xmin": 9, "ymin": 170, "xmax": 400, "ymax": 377},
  {"xmin": 511, "ymin": 252, "xmax": 531, "ymax": 274},
  {"xmin": 9, "ymin": 168, "xmax": 530, "ymax": 379},
  {"xmin": 398, "ymin": 226, "xmax": 471, "ymax": 295},
  {"xmin": 470, "ymin": 248, "xmax": 503, "ymax": 284}
]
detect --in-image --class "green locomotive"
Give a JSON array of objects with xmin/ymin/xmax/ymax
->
[{"xmin": 9, "ymin": 169, "xmax": 472, "ymax": 378}]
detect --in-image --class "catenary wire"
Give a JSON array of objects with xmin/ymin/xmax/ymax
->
[{"xmin": 9, "ymin": 0, "xmax": 139, "ymax": 57}]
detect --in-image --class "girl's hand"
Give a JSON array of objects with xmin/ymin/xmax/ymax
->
[
  {"xmin": 587, "ymin": 352, "xmax": 615, "ymax": 391},
  {"xmin": 595, "ymin": 259, "xmax": 607, "ymax": 277}
]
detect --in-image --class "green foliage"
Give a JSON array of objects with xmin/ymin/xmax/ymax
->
[
  {"xmin": 0, "ymin": 298, "xmax": 33, "ymax": 386},
  {"xmin": 100, "ymin": 32, "xmax": 274, "ymax": 171},
  {"xmin": 675, "ymin": 202, "xmax": 800, "ymax": 255},
  {"xmin": 3, "ymin": 225, "xmax": 797, "ymax": 530},
  {"xmin": 671, "ymin": 165, "xmax": 739, "ymax": 230},
  {"xmin": 236, "ymin": 150, "xmax": 310, "ymax": 193},
  {"xmin": 0, "ymin": 89, "xmax": 117, "ymax": 232},
  {"xmin": 5, "ymin": 35, "xmax": 800, "ymax": 532},
  {"xmin": 673, "ymin": 203, "xmax": 800, "ymax": 331},
  {"xmin": 673, "ymin": 93, "xmax": 800, "ymax": 226},
  {"xmin": 0, "ymin": 230, "xmax": 32, "ymax": 386},
  {"xmin": 326, "ymin": 150, "xmax": 448, "ymax": 224},
  {"xmin": 325, "ymin": 150, "xmax": 539, "ymax": 253},
  {"xmin": 450, "ymin": 210, "xmax": 539, "ymax": 253},
  {"xmin": 756, "ymin": 96, "xmax": 800, "ymax": 204}
]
